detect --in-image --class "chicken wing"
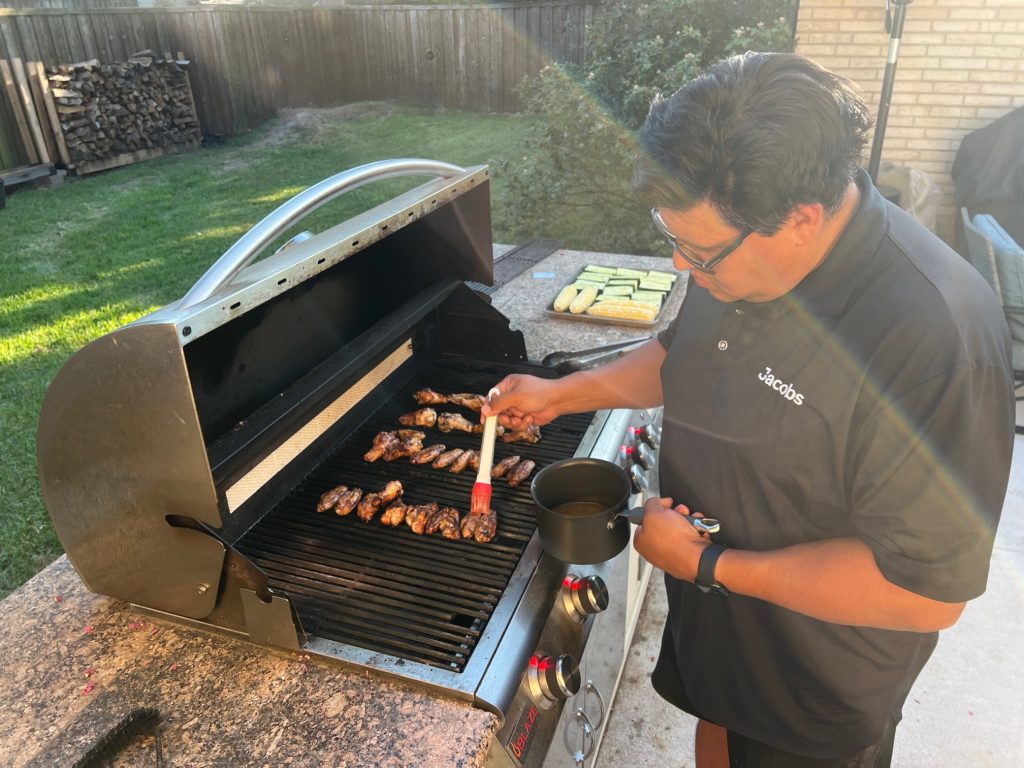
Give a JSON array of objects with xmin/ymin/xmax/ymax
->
[
  {"xmin": 426, "ymin": 507, "xmax": 462, "ymax": 540},
  {"xmin": 316, "ymin": 484, "xmax": 348, "ymax": 513},
  {"xmin": 380, "ymin": 501, "xmax": 412, "ymax": 527},
  {"xmin": 410, "ymin": 443, "xmax": 446, "ymax": 465},
  {"xmin": 383, "ymin": 435, "xmax": 423, "ymax": 462},
  {"xmin": 334, "ymin": 488, "xmax": 363, "ymax": 516},
  {"xmin": 364, "ymin": 431, "xmax": 399, "ymax": 462},
  {"xmin": 449, "ymin": 449, "xmax": 476, "ymax": 474},
  {"xmin": 500, "ymin": 424, "xmax": 542, "ymax": 444},
  {"xmin": 405, "ymin": 502, "xmax": 439, "ymax": 535},
  {"xmin": 491, "ymin": 455, "xmax": 521, "ymax": 479},
  {"xmin": 378, "ymin": 480, "xmax": 404, "ymax": 503},
  {"xmin": 432, "ymin": 447, "xmax": 465, "ymax": 469},
  {"xmin": 399, "ymin": 408, "xmax": 437, "ymax": 428},
  {"xmin": 506, "ymin": 459, "xmax": 536, "ymax": 488},
  {"xmin": 460, "ymin": 510, "xmax": 497, "ymax": 543},
  {"xmin": 357, "ymin": 492, "xmax": 383, "ymax": 522}
]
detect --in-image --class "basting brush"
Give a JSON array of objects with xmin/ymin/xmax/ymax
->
[{"xmin": 470, "ymin": 387, "xmax": 502, "ymax": 516}]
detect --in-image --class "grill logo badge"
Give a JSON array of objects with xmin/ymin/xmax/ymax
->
[
  {"xmin": 758, "ymin": 366, "xmax": 805, "ymax": 406},
  {"xmin": 508, "ymin": 703, "xmax": 540, "ymax": 762}
]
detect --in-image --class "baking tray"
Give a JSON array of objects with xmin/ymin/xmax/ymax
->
[{"xmin": 543, "ymin": 265, "xmax": 680, "ymax": 328}]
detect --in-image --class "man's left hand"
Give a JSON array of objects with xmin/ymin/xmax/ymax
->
[{"xmin": 632, "ymin": 496, "xmax": 711, "ymax": 582}]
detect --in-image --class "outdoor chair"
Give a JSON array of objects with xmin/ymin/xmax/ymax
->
[{"xmin": 961, "ymin": 207, "xmax": 1024, "ymax": 432}]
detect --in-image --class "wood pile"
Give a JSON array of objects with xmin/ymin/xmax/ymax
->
[
  {"xmin": 49, "ymin": 52, "xmax": 200, "ymax": 168},
  {"xmin": 0, "ymin": 51, "xmax": 200, "ymax": 178}
]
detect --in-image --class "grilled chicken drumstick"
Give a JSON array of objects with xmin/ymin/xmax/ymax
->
[
  {"xmin": 507, "ymin": 459, "xmax": 536, "ymax": 488},
  {"xmin": 317, "ymin": 484, "xmax": 348, "ymax": 513},
  {"xmin": 437, "ymin": 412, "xmax": 482, "ymax": 434},
  {"xmin": 413, "ymin": 388, "xmax": 448, "ymax": 405},
  {"xmin": 399, "ymin": 408, "xmax": 437, "ymax": 427},
  {"xmin": 447, "ymin": 393, "xmax": 485, "ymax": 412},
  {"xmin": 360, "ymin": 479, "xmax": 404, "ymax": 521}
]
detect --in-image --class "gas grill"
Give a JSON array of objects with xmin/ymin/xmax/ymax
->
[{"xmin": 37, "ymin": 159, "xmax": 661, "ymax": 767}]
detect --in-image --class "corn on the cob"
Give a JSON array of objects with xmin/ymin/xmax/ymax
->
[
  {"xmin": 552, "ymin": 285, "xmax": 578, "ymax": 312},
  {"xmin": 568, "ymin": 285, "xmax": 599, "ymax": 314},
  {"xmin": 585, "ymin": 299, "xmax": 659, "ymax": 323}
]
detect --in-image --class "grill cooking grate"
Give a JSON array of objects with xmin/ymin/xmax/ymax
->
[{"xmin": 235, "ymin": 361, "xmax": 593, "ymax": 671}]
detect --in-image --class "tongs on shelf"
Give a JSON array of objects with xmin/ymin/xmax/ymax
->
[{"xmin": 541, "ymin": 336, "xmax": 652, "ymax": 374}]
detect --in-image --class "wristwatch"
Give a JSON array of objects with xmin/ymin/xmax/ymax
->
[{"xmin": 695, "ymin": 543, "xmax": 729, "ymax": 596}]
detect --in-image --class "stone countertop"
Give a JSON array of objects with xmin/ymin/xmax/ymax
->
[
  {"xmin": 0, "ymin": 557, "xmax": 497, "ymax": 768},
  {"xmin": 488, "ymin": 247, "xmax": 687, "ymax": 362},
  {"xmin": 0, "ymin": 246, "xmax": 685, "ymax": 768}
]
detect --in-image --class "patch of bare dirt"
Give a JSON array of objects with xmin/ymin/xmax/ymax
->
[{"xmin": 253, "ymin": 102, "xmax": 396, "ymax": 148}]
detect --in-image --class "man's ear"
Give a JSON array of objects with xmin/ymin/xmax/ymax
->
[{"xmin": 785, "ymin": 203, "xmax": 826, "ymax": 246}]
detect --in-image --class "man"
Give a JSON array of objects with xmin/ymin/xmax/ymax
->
[{"xmin": 482, "ymin": 52, "xmax": 1014, "ymax": 767}]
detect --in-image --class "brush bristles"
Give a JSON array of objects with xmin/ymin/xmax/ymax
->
[{"xmin": 470, "ymin": 483, "xmax": 492, "ymax": 515}]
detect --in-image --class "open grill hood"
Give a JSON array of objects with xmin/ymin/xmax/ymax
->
[{"xmin": 36, "ymin": 160, "xmax": 510, "ymax": 626}]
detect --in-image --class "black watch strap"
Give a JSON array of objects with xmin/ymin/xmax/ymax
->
[{"xmin": 695, "ymin": 543, "xmax": 729, "ymax": 596}]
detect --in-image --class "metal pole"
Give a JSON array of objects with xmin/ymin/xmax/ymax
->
[{"xmin": 868, "ymin": 0, "xmax": 912, "ymax": 181}]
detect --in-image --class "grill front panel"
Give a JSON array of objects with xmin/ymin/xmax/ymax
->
[{"xmin": 235, "ymin": 360, "xmax": 593, "ymax": 671}]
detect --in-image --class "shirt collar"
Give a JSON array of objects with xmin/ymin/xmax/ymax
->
[{"xmin": 734, "ymin": 168, "xmax": 889, "ymax": 319}]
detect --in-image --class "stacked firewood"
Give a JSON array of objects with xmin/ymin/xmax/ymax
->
[{"xmin": 46, "ymin": 51, "xmax": 199, "ymax": 166}]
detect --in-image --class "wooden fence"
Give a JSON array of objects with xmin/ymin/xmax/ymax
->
[{"xmin": 0, "ymin": 3, "xmax": 595, "ymax": 169}]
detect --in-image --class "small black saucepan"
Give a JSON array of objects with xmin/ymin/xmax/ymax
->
[{"xmin": 530, "ymin": 457, "xmax": 720, "ymax": 564}]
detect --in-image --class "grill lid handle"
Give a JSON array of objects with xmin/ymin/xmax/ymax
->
[{"xmin": 177, "ymin": 158, "xmax": 468, "ymax": 309}]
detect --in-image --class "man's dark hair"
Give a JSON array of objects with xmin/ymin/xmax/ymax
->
[{"xmin": 633, "ymin": 52, "xmax": 872, "ymax": 236}]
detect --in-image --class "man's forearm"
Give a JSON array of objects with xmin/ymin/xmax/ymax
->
[
  {"xmin": 552, "ymin": 339, "xmax": 666, "ymax": 414},
  {"xmin": 713, "ymin": 537, "xmax": 965, "ymax": 632}
]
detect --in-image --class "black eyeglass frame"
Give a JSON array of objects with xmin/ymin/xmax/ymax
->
[{"xmin": 651, "ymin": 207, "xmax": 753, "ymax": 274}]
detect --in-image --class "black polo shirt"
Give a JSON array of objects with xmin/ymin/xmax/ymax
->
[{"xmin": 654, "ymin": 170, "xmax": 1014, "ymax": 758}]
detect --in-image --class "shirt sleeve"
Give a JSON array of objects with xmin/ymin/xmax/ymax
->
[
  {"xmin": 848, "ymin": 360, "xmax": 1013, "ymax": 602},
  {"xmin": 658, "ymin": 284, "xmax": 696, "ymax": 350}
]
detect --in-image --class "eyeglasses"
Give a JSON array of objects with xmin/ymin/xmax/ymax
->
[{"xmin": 651, "ymin": 208, "xmax": 752, "ymax": 274}]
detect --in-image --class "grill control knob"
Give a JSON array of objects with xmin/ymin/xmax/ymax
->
[
  {"xmin": 637, "ymin": 424, "xmax": 660, "ymax": 450},
  {"xmin": 562, "ymin": 574, "xmax": 609, "ymax": 619},
  {"xmin": 634, "ymin": 442, "xmax": 655, "ymax": 470},
  {"xmin": 527, "ymin": 654, "xmax": 582, "ymax": 708},
  {"xmin": 629, "ymin": 464, "xmax": 649, "ymax": 494}
]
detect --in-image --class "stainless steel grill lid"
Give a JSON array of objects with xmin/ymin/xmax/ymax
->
[{"xmin": 37, "ymin": 160, "xmax": 497, "ymax": 622}]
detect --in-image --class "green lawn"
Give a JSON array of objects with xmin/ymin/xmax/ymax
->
[{"xmin": 0, "ymin": 103, "xmax": 543, "ymax": 598}]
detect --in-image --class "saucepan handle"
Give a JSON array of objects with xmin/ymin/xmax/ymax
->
[{"xmin": 619, "ymin": 506, "xmax": 721, "ymax": 534}]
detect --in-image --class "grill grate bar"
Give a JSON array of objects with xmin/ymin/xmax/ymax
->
[
  {"xmin": 243, "ymin": 539, "xmax": 498, "ymax": 617},
  {"xmin": 235, "ymin": 359, "xmax": 594, "ymax": 671}
]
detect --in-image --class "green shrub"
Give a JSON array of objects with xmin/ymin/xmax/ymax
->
[{"xmin": 495, "ymin": 0, "xmax": 797, "ymax": 255}]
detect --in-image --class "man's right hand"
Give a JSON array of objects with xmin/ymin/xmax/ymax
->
[{"xmin": 480, "ymin": 374, "xmax": 565, "ymax": 430}]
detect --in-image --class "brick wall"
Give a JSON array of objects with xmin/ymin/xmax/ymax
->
[{"xmin": 796, "ymin": 0, "xmax": 1024, "ymax": 245}]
